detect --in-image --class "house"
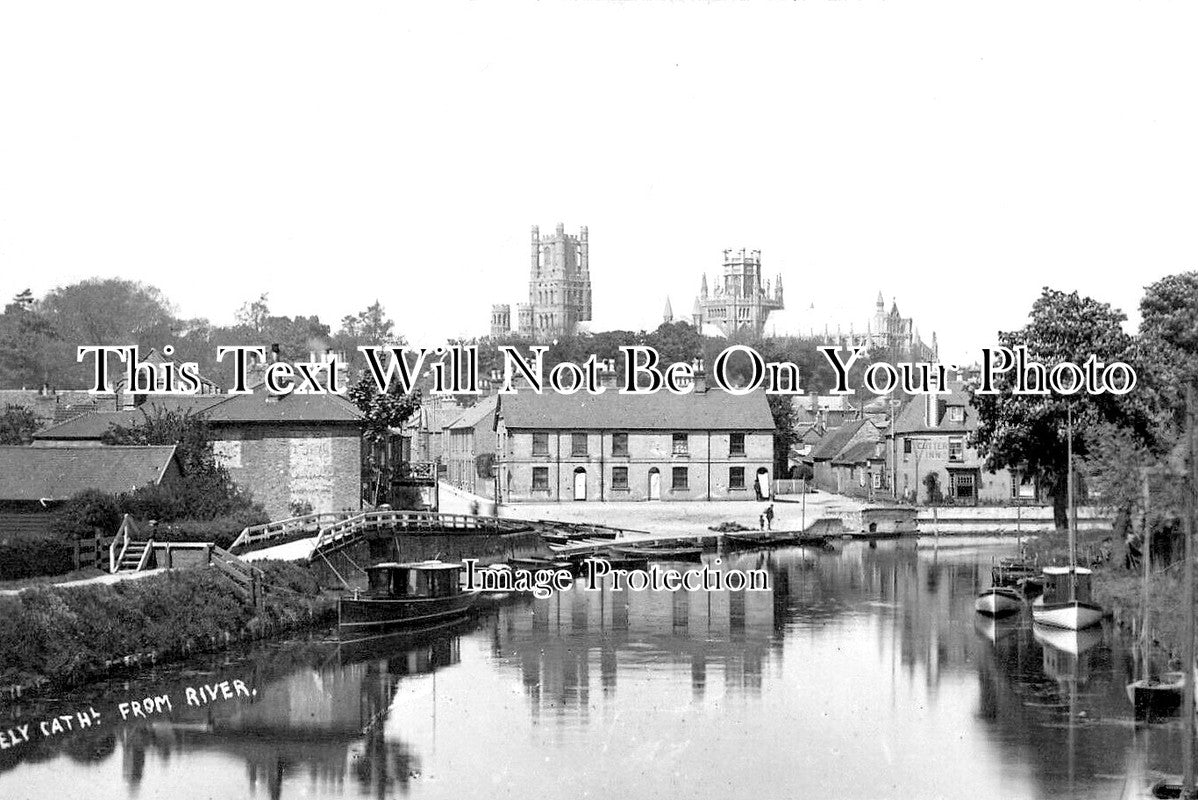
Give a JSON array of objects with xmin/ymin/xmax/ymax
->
[
  {"xmin": 829, "ymin": 440, "xmax": 888, "ymax": 499},
  {"xmin": 886, "ymin": 384, "xmax": 1027, "ymax": 505},
  {"xmin": 806, "ymin": 419, "xmax": 883, "ymax": 494},
  {"xmin": 32, "ymin": 389, "xmax": 365, "ymax": 520},
  {"xmin": 202, "ymin": 389, "xmax": 364, "ymax": 519},
  {"xmin": 0, "ymin": 445, "xmax": 182, "ymax": 538},
  {"xmin": 495, "ymin": 383, "xmax": 775, "ymax": 503},
  {"xmin": 445, "ymin": 395, "xmax": 498, "ymax": 499}
]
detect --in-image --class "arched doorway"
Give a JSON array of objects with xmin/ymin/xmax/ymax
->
[
  {"xmin": 573, "ymin": 467, "xmax": 587, "ymax": 501},
  {"xmin": 648, "ymin": 467, "xmax": 661, "ymax": 501},
  {"xmin": 756, "ymin": 467, "xmax": 770, "ymax": 500}
]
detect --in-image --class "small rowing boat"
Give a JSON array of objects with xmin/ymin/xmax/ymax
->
[
  {"xmin": 609, "ymin": 544, "xmax": 703, "ymax": 562},
  {"xmin": 974, "ymin": 586, "xmax": 1023, "ymax": 617}
]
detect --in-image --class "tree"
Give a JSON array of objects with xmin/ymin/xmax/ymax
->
[
  {"xmin": 235, "ymin": 293, "xmax": 271, "ymax": 334},
  {"xmin": 971, "ymin": 288, "xmax": 1152, "ymax": 530},
  {"xmin": 102, "ymin": 406, "xmax": 260, "ymax": 520},
  {"xmin": 1138, "ymin": 270, "xmax": 1198, "ymax": 431},
  {"xmin": 348, "ymin": 374, "xmax": 422, "ymax": 506},
  {"xmin": 0, "ymin": 404, "xmax": 40, "ymax": 444},
  {"xmin": 767, "ymin": 395, "xmax": 800, "ymax": 478}
]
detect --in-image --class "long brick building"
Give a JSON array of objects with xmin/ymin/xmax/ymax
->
[{"xmin": 494, "ymin": 382, "xmax": 775, "ymax": 503}]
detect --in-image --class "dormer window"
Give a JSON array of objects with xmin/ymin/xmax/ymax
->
[{"xmin": 948, "ymin": 406, "xmax": 965, "ymax": 423}]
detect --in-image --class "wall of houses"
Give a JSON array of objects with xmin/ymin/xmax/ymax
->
[
  {"xmin": 497, "ymin": 427, "xmax": 773, "ymax": 502},
  {"xmin": 888, "ymin": 432, "xmax": 1017, "ymax": 504},
  {"xmin": 446, "ymin": 425, "xmax": 497, "ymax": 499},
  {"xmin": 211, "ymin": 424, "xmax": 361, "ymax": 519}
]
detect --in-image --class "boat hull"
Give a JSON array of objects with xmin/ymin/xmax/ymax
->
[
  {"xmin": 339, "ymin": 591, "xmax": 479, "ymax": 633},
  {"xmin": 1031, "ymin": 597, "xmax": 1104, "ymax": 630},
  {"xmin": 974, "ymin": 588, "xmax": 1023, "ymax": 617},
  {"xmin": 1126, "ymin": 672, "xmax": 1186, "ymax": 718}
]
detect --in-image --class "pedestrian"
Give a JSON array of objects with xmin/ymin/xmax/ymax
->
[
  {"xmin": 764, "ymin": 504, "xmax": 774, "ymax": 531},
  {"xmin": 754, "ymin": 480, "xmax": 763, "ymax": 501},
  {"xmin": 759, "ymin": 513, "xmax": 766, "ymax": 531}
]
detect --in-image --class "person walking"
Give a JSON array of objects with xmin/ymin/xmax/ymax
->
[{"xmin": 764, "ymin": 504, "xmax": 774, "ymax": 531}]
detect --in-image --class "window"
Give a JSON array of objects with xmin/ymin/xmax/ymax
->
[
  {"xmin": 729, "ymin": 466, "xmax": 745, "ymax": 489},
  {"xmin": 571, "ymin": 432, "xmax": 587, "ymax": 457},
  {"xmin": 612, "ymin": 466, "xmax": 629, "ymax": 490},
  {"xmin": 672, "ymin": 432, "xmax": 689, "ymax": 456},
  {"xmin": 952, "ymin": 471, "xmax": 976, "ymax": 500},
  {"xmin": 532, "ymin": 466, "xmax": 549, "ymax": 491},
  {"xmin": 903, "ymin": 437, "xmax": 912, "ymax": 455},
  {"xmin": 729, "ymin": 432, "xmax": 746, "ymax": 457},
  {"xmin": 672, "ymin": 466, "xmax": 688, "ymax": 490},
  {"xmin": 948, "ymin": 406, "xmax": 965, "ymax": 423},
  {"xmin": 532, "ymin": 431, "xmax": 549, "ymax": 456},
  {"xmin": 612, "ymin": 432, "xmax": 629, "ymax": 457},
  {"xmin": 948, "ymin": 436, "xmax": 964, "ymax": 463}
]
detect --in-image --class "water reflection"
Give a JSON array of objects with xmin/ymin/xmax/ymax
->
[{"xmin": 0, "ymin": 540, "xmax": 1190, "ymax": 799}]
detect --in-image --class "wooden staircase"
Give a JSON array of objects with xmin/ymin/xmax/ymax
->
[
  {"xmin": 109, "ymin": 515, "xmax": 154, "ymax": 574},
  {"xmin": 115, "ymin": 540, "xmax": 152, "ymax": 573}
]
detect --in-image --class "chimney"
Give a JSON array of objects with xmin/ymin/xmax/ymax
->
[
  {"xmin": 924, "ymin": 393, "xmax": 939, "ymax": 428},
  {"xmin": 269, "ymin": 343, "xmax": 280, "ymax": 363},
  {"xmin": 599, "ymin": 358, "xmax": 619, "ymax": 389},
  {"xmin": 692, "ymin": 357, "xmax": 708, "ymax": 394}
]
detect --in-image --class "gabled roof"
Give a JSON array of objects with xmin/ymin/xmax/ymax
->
[
  {"xmin": 0, "ymin": 445, "xmax": 180, "ymax": 502},
  {"xmin": 497, "ymin": 389, "xmax": 774, "ymax": 431},
  {"xmin": 447, "ymin": 395, "xmax": 498, "ymax": 430},
  {"xmin": 33, "ymin": 396, "xmax": 228, "ymax": 441},
  {"xmin": 890, "ymin": 382, "xmax": 975, "ymax": 435},
  {"xmin": 832, "ymin": 440, "xmax": 884, "ymax": 466},
  {"xmin": 809, "ymin": 419, "xmax": 874, "ymax": 461},
  {"xmin": 201, "ymin": 388, "xmax": 362, "ymax": 424}
]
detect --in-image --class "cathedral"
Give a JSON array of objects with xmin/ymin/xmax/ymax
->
[
  {"xmin": 766, "ymin": 291, "xmax": 938, "ymax": 361},
  {"xmin": 491, "ymin": 223, "xmax": 593, "ymax": 342},
  {"xmin": 690, "ymin": 249, "xmax": 785, "ymax": 338}
]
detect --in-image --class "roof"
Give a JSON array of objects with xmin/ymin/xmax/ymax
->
[
  {"xmin": 496, "ymin": 389, "xmax": 775, "ymax": 431},
  {"xmin": 831, "ymin": 440, "xmax": 883, "ymax": 466},
  {"xmin": 1042, "ymin": 566, "xmax": 1092, "ymax": 575},
  {"xmin": 890, "ymin": 383, "xmax": 975, "ymax": 436},
  {"xmin": 447, "ymin": 395, "xmax": 498, "ymax": 431},
  {"xmin": 201, "ymin": 389, "xmax": 362, "ymax": 424},
  {"xmin": 0, "ymin": 445, "xmax": 180, "ymax": 502},
  {"xmin": 33, "ymin": 396, "xmax": 228, "ymax": 440},
  {"xmin": 809, "ymin": 419, "xmax": 873, "ymax": 461}
]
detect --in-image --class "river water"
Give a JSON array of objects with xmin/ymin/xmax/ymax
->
[{"xmin": 0, "ymin": 539, "xmax": 1187, "ymax": 800}]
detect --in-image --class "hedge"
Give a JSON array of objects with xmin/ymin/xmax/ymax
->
[{"xmin": 0, "ymin": 538, "xmax": 74, "ymax": 581}]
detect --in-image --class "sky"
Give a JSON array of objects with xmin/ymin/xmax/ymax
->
[{"xmin": 1, "ymin": 1, "xmax": 1195, "ymax": 365}]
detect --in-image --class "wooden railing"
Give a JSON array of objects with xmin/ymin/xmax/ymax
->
[
  {"xmin": 109, "ymin": 514, "xmax": 139, "ymax": 573},
  {"xmin": 211, "ymin": 545, "xmax": 264, "ymax": 606},
  {"xmin": 311, "ymin": 509, "xmax": 514, "ymax": 557},
  {"xmin": 230, "ymin": 511, "xmax": 357, "ymax": 552}
]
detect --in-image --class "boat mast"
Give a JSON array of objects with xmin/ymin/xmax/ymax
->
[
  {"xmin": 1141, "ymin": 468, "xmax": 1152, "ymax": 681},
  {"xmin": 1067, "ymin": 405, "xmax": 1077, "ymax": 601},
  {"xmin": 1184, "ymin": 383, "xmax": 1196, "ymax": 797}
]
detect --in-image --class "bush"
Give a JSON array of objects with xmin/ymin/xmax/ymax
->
[
  {"xmin": 53, "ymin": 490, "xmax": 123, "ymax": 540},
  {"xmin": 0, "ymin": 538, "xmax": 74, "ymax": 580},
  {"xmin": 149, "ymin": 508, "xmax": 270, "ymax": 549}
]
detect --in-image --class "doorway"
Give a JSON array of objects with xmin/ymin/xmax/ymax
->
[
  {"xmin": 648, "ymin": 468, "xmax": 661, "ymax": 501},
  {"xmin": 573, "ymin": 468, "xmax": 587, "ymax": 501},
  {"xmin": 756, "ymin": 468, "xmax": 770, "ymax": 500}
]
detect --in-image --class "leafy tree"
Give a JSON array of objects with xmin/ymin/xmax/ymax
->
[
  {"xmin": 41, "ymin": 278, "xmax": 175, "ymax": 347},
  {"xmin": 0, "ymin": 302, "xmax": 66, "ymax": 387},
  {"xmin": 234, "ymin": 293, "xmax": 271, "ymax": 333},
  {"xmin": 0, "ymin": 404, "xmax": 40, "ymax": 444},
  {"xmin": 348, "ymin": 374, "xmax": 422, "ymax": 506},
  {"xmin": 1138, "ymin": 271, "xmax": 1198, "ymax": 431},
  {"xmin": 102, "ymin": 406, "xmax": 261, "ymax": 520},
  {"xmin": 767, "ymin": 395, "xmax": 800, "ymax": 478},
  {"xmin": 923, "ymin": 472, "xmax": 943, "ymax": 504},
  {"xmin": 970, "ymin": 288, "xmax": 1152, "ymax": 530}
]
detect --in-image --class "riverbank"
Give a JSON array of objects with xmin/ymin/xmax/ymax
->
[{"xmin": 0, "ymin": 560, "xmax": 335, "ymax": 697}]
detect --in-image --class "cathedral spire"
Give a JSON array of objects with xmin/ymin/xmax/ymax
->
[
  {"xmin": 700, "ymin": 273, "xmax": 709, "ymax": 299},
  {"xmin": 663, "ymin": 296, "xmax": 674, "ymax": 324}
]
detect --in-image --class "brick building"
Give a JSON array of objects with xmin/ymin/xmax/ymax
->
[
  {"xmin": 886, "ymin": 385, "xmax": 1027, "ymax": 504},
  {"xmin": 445, "ymin": 395, "xmax": 498, "ymax": 499},
  {"xmin": 203, "ymin": 389, "xmax": 364, "ymax": 519},
  {"xmin": 495, "ymin": 384, "xmax": 775, "ymax": 503}
]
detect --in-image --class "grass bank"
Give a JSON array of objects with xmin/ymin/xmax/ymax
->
[{"xmin": 0, "ymin": 560, "xmax": 335, "ymax": 695}]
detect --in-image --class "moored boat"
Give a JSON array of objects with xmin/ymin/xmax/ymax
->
[
  {"xmin": 1030, "ymin": 566, "xmax": 1104, "ymax": 630},
  {"xmin": 609, "ymin": 544, "xmax": 703, "ymax": 562},
  {"xmin": 974, "ymin": 586, "xmax": 1023, "ymax": 617},
  {"xmin": 1126, "ymin": 672, "xmax": 1186, "ymax": 719},
  {"xmin": 339, "ymin": 561, "xmax": 479, "ymax": 637}
]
